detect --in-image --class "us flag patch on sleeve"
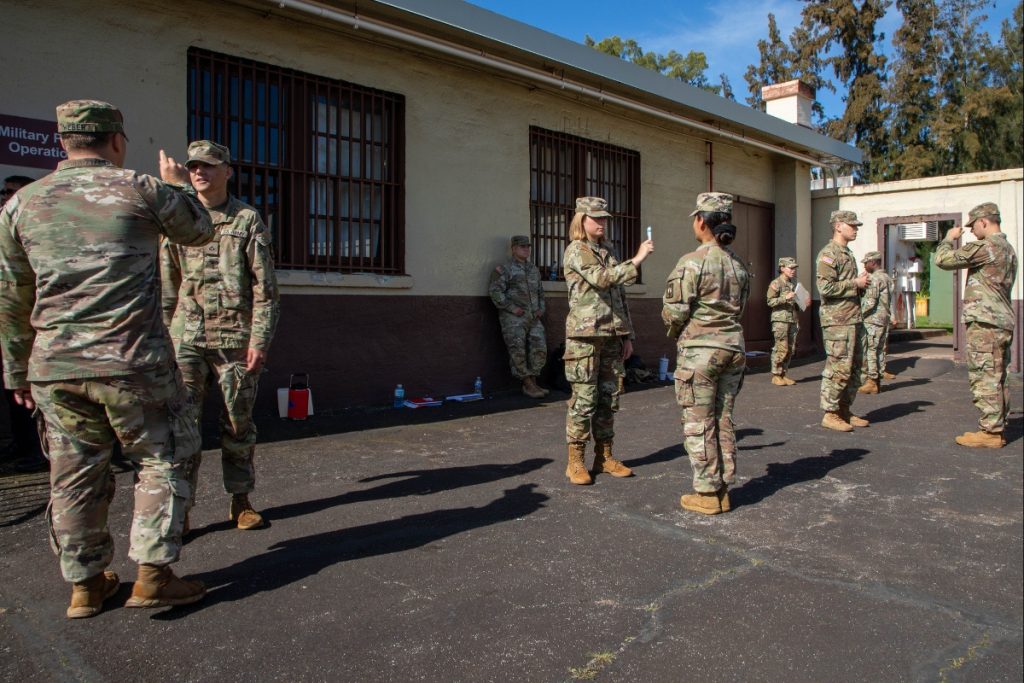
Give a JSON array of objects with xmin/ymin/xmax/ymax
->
[{"xmin": 821, "ymin": 256, "xmax": 834, "ymax": 265}]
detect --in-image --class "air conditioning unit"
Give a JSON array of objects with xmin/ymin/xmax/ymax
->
[{"xmin": 897, "ymin": 221, "xmax": 939, "ymax": 241}]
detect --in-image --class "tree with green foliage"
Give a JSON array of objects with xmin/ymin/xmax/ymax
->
[
  {"xmin": 584, "ymin": 35, "xmax": 721, "ymax": 94},
  {"xmin": 744, "ymin": 14, "xmax": 798, "ymax": 109}
]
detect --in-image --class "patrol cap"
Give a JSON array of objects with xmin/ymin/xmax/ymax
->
[
  {"xmin": 185, "ymin": 140, "xmax": 231, "ymax": 167},
  {"xmin": 575, "ymin": 196, "xmax": 612, "ymax": 218},
  {"xmin": 778, "ymin": 257, "xmax": 798, "ymax": 269},
  {"xmin": 510, "ymin": 235, "xmax": 532, "ymax": 247},
  {"xmin": 830, "ymin": 209, "xmax": 862, "ymax": 226},
  {"xmin": 56, "ymin": 100, "xmax": 125, "ymax": 135},
  {"xmin": 862, "ymin": 251, "xmax": 882, "ymax": 263},
  {"xmin": 965, "ymin": 202, "xmax": 999, "ymax": 226},
  {"xmin": 690, "ymin": 192, "xmax": 734, "ymax": 216}
]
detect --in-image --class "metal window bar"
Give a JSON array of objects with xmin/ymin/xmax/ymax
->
[
  {"xmin": 528, "ymin": 127, "xmax": 641, "ymax": 281},
  {"xmin": 187, "ymin": 47, "xmax": 405, "ymax": 274}
]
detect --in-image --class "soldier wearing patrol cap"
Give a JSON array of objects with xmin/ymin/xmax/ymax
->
[
  {"xmin": 934, "ymin": 202, "xmax": 1018, "ymax": 448},
  {"xmin": 816, "ymin": 209, "xmax": 870, "ymax": 432},
  {"xmin": 161, "ymin": 140, "xmax": 280, "ymax": 529},
  {"xmin": 664, "ymin": 192, "xmax": 750, "ymax": 515},
  {"xmin": 767, "ymin": 256, "xmax": 800, "ymax": 385},
  {"xmin": 858, "ymin": 250, "xmax": 894, "ymax": 394},
  {"xmin": 0, "ymin": 100, "xmax": 213, "ymax": 617},
  {"xmin": 561, "ymin": 196, "xmax": 654, "ymax": 485},
  {"xmin": 488, "ymin": 235, "xmax": 549, "ymax": 398}
]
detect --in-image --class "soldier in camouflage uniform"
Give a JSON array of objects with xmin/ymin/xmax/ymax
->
[
  {"xmin": 817, "ymin": 210, "xmax": 870, "ymax": 432},
  {"xmin": 562, "ymin": 196, "xmax": 654, "ymax": 485},
  {"xmin": 161, "ymin": 141, "xmax": 280, "ymax": 530},
  {"xmin": 858, "ymin": 251, "xmax": 894, "ymax": 395},
  {"xmin": 0, "ymin": 101, "xmax": 212, "ymax": 618},
  {"xmin": 663, "ymin": 193, "xmax": 750, "ymax": 515},
  {"xmin": 767, "ymin": 256, "xmax": 800, "ymax": 386},
  {"xmin": 934, "ymin": 203, "xmax": 1018, "ymax": 448},
  {"xmin": 488, "ymin": 235, "xmax": 549, "ymax": 398}
]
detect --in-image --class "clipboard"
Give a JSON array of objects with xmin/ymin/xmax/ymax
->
[{"xmin": 794, "ymin": 282, "xmax": 812, "ymax": 311}]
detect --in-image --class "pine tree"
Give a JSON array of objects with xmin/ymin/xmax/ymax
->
[
  {"xmin": 744, "ymin": 14, "xmax": 798, "ymax": 109},
  {"xmin": 979, "ymin": 1, "xmax": 1023, "ymax": 170}
]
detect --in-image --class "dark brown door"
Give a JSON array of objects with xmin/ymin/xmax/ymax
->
[{"xmin": 730, "ymin": 199, "xmax": 774, "ymax": 350}]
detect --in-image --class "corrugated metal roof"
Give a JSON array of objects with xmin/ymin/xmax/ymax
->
[{"xmin": 368, "ymin": 0, "xmax": 861, "ymax": 164}]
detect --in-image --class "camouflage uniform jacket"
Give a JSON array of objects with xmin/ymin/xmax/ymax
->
[
  {"xmin": 934, "ymin": 232, "xmax": 1018, "ymax": 331},
  {"xmin": 0, "ymin": 158, "xmax": 213, "ymax": 389},
  {"xmin": 563, "ymin": 239, "xmax": 636, "ymax": 338},
  {"xmin": 860, "ymin": 270, "xmax": 894, "ymax": 326},
  {"xmin": 766, "ymin": 274, "xmax": 798, "ymax": 323},
  {"xmin": 663, "ymin": 242, "xmax": 750, "ymax": 352},
  {"xmin": 488, "ymin": 258, "xmax": 545, "ymax": 318},
  {"xmin": 161, "ymin": 195, "xmax": 279, "ymax": 351},
  {"xmin": 816, "ymin": 240, "xmax": 862, "ymax": 327}
]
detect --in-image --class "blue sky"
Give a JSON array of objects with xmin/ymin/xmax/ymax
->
[{"xmin": 467, "ymin": 0, "xmax": 1018, "ymax": 119}]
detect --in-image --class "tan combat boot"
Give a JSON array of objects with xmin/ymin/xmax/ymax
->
[
  {"xmin": 125, "ymin": 564, "xmax": 206, "ymax": 608},
  {"xmin": 858, "ymin": 378, "xmax": 879, "ymax": 394},
  {"xmin": 680, "ymin": 491, "xmax": 722, "ymax": 515},
  {"xmin": 771, "ymin": 375, "xmax": 787, "ymax": 386},
  {"xmin": 954, "ymin": 431, "xmax": 1006, "ymax": 448},
  {"xmin": 67, "ymin": 570, "xmax": 120, "ymax": 619},
  {"xmin": 717, "ymin": 485, "xmax": 731, "ymax": 513},
  {"xmin": 839, "ymin": 406, "xmax": 869, "ymax": 427},
  {"xmin": 821, "ymin": 412, "xmax": 854, "ymax": 432},
  {"xmin": 592, "ymin": 441, "xmax": 633, "ymax": 478},
  {"xmin": 522, "ymin": 376, "xmax": 546, "ymax": 399},
  {"xmin": 230, "ymin": 494, "xmax": 265, "ymax": 530},
  {"xmin": 565, "ymin": 443, "xmax": 593, "ymax": 485},
  {"xmin": 782, "ymin": 375, "xmax": 796, "ymax": 385},
  {"xmin": 882, "ymin": 371, "xmax": 896, "ymax": 380}
]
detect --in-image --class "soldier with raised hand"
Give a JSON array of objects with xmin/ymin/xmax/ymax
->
[
  {"xmin": 562, "ymin": 196, "xmax": 653, "ymax": 485},
  {"xmin": 858, "ymin": 251, "xmax": 894, "ymax": 395},
  {"xmin": 0, "ymin": 100, "xmax": 213, "ymax": 618},
  {"xmin": 161, "ymin": 140, "xmax": 279, "ymax": 531},
  {"xmin": 664, "ymin": 193, "xmax": 750, "ymax": 515},
  {"xmin": 767, "ymin": 256, "xmax": 800, "ymax": 386},
  {"xmin": 488, "ymin": 235, "xmax": 549, "ymax": 398},
  {"xmin": 817, "ymin": 210, "xmax": 870, "ymax": 432},
  {"xmin": 934, "ymin": 203, "xmax": 1018, "ymax": 448}
]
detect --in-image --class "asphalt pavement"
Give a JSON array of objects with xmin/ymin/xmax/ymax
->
[{"xmin": 1, "ymin": 335, "xmax": 1021, "ymax": 682}]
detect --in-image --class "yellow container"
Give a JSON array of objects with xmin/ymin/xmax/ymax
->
[{"xmin": 915, "ymin": 296, "xmax": 929, "ymax": 317}]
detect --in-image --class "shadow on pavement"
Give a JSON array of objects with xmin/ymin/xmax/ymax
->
[
  {"xmin": 870, "ymin": 377, "xmax": 931, "ymax": 393},
  {"xmin": 155, "ymin": 484, "xmax": 548, "ymax": 618},
  {"xmin": 863, "ymin": 400, "xmax": 935, "ymax": 424},
  {"xmin": 732, "ymin": 448, "xmax": 868, "ymax": 508}
]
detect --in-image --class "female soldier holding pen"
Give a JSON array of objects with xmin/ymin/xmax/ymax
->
[{"xmin": 663, "ymin": 193, "xmax": 750, "ymax": 514}]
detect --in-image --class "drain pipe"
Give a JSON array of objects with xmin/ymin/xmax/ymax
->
[{"xmin": 268, "ymin": 0, "xmax": 832, "ymax": 167}]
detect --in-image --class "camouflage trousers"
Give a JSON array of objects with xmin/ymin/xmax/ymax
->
[
  {"xmin": 31, "ymin": 364, "xmax": 198, "ymax": 582},
  {"xmin": 966, "ymin": 323, "xmax": 1013, "ymax": 433},
  {"xmin": 861, "ymin": 322, "xmax": 889, "ymax": 380},
  {"xmin": 675, "ymin": 346, "xmax": 745, "ymax": 493},
  {"xmin": 770, "ymin": 321, "xmax": 798, "ymax": 376},
  {"xmin": 819, "ymin": 324, "xmax": 864, "ymax": 412},
  {"xmin": 499, "ymin": 314, "xmax": 547, "ymax": 379},
  {"xmin": 176, "ymin": 344, "xmax": 260, "ymax": 507},
  {"xmin": 564, "ymin": 336, "xmax": 624, "ymax": 445}
]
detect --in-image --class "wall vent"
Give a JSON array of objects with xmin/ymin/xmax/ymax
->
[{"xmin": 897, "ymin": 221, "xmax": 939, "ymax": 241}]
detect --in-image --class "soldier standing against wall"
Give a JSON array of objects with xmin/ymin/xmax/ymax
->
[
  {"xmin": 934, "ymin": 203, "xmax": 1018, "ymax": 448},
  {"xmin": 663, "ymin": 193, "xmax": 750, "ymax": 515},
  {"xmin": 562, "ymin": 197, "xmax": 653, "ymax": 485},
  {"xmin": 0, "ymin": 100, "xmax": 212, "ymax": 618},
  {"xmin": 817, "ymin": 210, "xmax": 870, "ymax": 432},
  {"xmin": 767, "ymin": 257, "xmax": 800, "ymax": 386},
  {"xmin": 161, "ymin": 141, "xmax": 280, "ymax": 530},
  {"xmin": 858, "ymin": 251, "xmax": 894, "ymax": 395},
  {"xmin": 488, "ymin": 235, "xmax": 549, "ymax": 398}
]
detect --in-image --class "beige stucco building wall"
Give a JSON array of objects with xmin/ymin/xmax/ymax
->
[
  {"xmin": 811, "ymin": 169, "xmax": 1023, "ymax": 303},
  {"xmin": 1, "ymin": 0, "xmax": 780, "ymax": 301}
]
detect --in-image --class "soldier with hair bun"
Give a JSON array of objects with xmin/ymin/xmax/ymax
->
[{"xmin": 561, "ymin": 196, "xmax": 653, "ymax": 485}]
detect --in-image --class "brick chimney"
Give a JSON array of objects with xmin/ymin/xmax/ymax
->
[{"xmin": 761, "ymin": 80, "xmax": 815, "ymax": 128}]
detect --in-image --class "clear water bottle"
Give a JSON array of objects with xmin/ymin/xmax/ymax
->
[
  {"xmin": 474, "ymin": 376, "xmax": 483, "ymax": 395},
  {"xmin": 549, "ymin": 260, "xmax": 558, "ymax": 281},
  {"xmin": 393, "ymin": 384, "xmax": 405, "ymax": 408},
  {"xmin": 658, "ymin": 356, "xmax": 670, "ymax": 381}
]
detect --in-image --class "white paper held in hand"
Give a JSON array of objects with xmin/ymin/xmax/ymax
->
[{"xmin": 793, "ymin": 282, "xmax": 812, "ymax": 311}]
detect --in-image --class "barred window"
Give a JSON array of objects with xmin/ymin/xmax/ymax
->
[
  {"xmin": 529, "ymin": 126, "xmax": 641, "ymax": 280},
  {"xmin": 187, "ymin": 47, "xmax": 405, "ymax": 274}
]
